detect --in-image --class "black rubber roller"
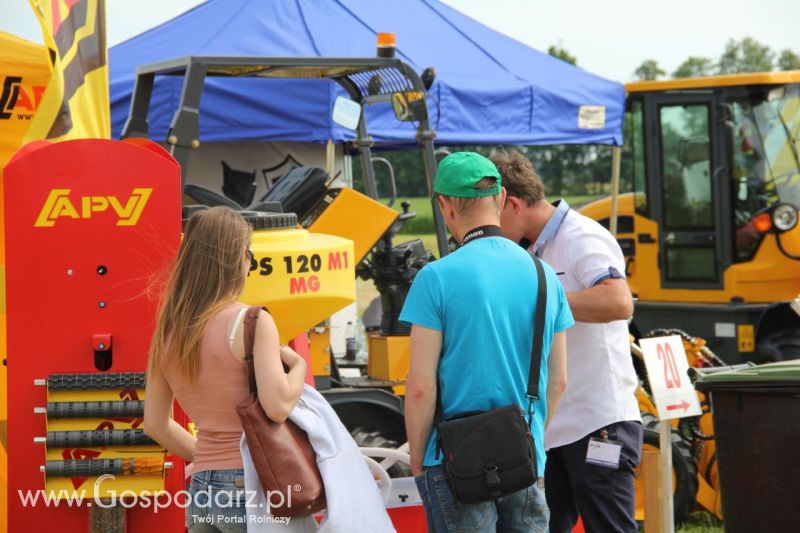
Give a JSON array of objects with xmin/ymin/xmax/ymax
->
[
  {"xmin": 47, "ymin": 372, "xmax": 145, "ymax": 391},
  {"xmin": 240, "ymin": 211, "xmax": 298, "ymax": 230},
  {"xmin": 46, "ymin": 429, "xmax": 156, "ymax": 448},
  {"xmin": 47, "ymin": 401, "xmax": 145, "ymax": 419},
  {"xmin": 44, "ymin": 459, "xmax": 134, "ymax": 477}
]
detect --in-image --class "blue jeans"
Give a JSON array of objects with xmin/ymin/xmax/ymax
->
[
  {"xmin": 415, "ymin": 465, "xmax": 549, "ymax": 532},
  {"xmin": 187, "ymin": 468, "xmax": 247, "ymax": 533}
]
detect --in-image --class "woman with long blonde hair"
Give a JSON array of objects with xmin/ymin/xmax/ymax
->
[{"xmin": 144, "ymin": 206, "xmax": 307, "ymax": 531}]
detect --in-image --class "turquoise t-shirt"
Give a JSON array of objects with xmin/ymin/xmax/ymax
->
[{"xmin": 399, "ymin": 236, "xmax": 574, "ymax": 476}]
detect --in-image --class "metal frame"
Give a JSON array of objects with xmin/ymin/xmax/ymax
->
[{"xmin": 121, "ymin": 56, "xmax": 449, "ymax": 257}]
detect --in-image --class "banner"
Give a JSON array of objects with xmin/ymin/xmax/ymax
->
[
  {"xmin": 0, "ymin": 32, "xmax": 49, "ymax": 167},
  {"xmin": 24, "ymin": 0, "xmax": 109, "ymax": 141}
]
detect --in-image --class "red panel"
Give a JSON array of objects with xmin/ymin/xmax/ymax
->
[
  {"xmin": 288, "ymin": 333, "xmax": 316, "ymax": 387},
  {"xmin": 387, "ymin": 506, "xmax": 428, "ymax": 532},
  {"xmin": 4, "ymin": 139, "xmax": 182, "ymax": 531}
]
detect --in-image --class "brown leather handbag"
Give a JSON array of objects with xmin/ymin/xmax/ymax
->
[{"xmin": 236, "ymin": 306, "xmax": 326, "ymax": 518}]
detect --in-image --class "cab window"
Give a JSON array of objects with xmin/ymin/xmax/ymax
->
[
  {"xmin": 659, "ymin": 104, "xmax": 713, "ymax": 230},
  {"xmin": 658, "ymin": 103, "xmax": 718, "ymax": 283},
  {"xmin": 622, "ymin": 99, "xmax": 647, "ymax": 215}
]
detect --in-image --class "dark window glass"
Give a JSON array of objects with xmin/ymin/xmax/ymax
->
[
  {"xmin": 659, "ymin": 104, "xmax": 713, "ymax": 230},
  {"xmin": 666, "ymin": 246, "xmax": 718, "ymax": 282},
  {"xmin": 623, "ymin": 100, "xmax": 647, "ymax": 215}
]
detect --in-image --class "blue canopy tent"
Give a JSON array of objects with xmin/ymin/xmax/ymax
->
[{"xmin": 109, "ymin": 0, "xmax": 624, "ymax": 147}]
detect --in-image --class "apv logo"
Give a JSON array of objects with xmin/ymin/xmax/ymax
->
[
  {"xmin": 0, "ymin": 76, "xmax": 45, "ymax": 120},
  {"xmin": 35, "ymin": 188, "xmax": 153, "ymax": 227}
]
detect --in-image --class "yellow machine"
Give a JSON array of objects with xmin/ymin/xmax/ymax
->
[
  {"xmin": 581, "ymin": 71, "xmax": 800, "ymax": 364},
  {"xmin": 305, "ymin": 186, "xmax": 407, "ymax": 390},
  {"xmin": 122, "ymin": 54, "xmax": 445, "ymax": 454},
  {"xmin": 243, "ymin": 215, "xmax": 357, "ymax": 343}
]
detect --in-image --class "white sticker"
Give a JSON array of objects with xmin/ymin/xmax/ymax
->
[
  {"xmin": 578, "ymin": 105, "xmax": 606, "ymax": 129},
  {"xmin": 639, "ymin": 335, "xmax": 703, "ymax": 421},
  {"xmin": 586, "ymin": 438, "xmax": 622, "ymax": 468},
  {"xmin": 714, "ymin": 322, "xmax": 736, "ymax": 338}
]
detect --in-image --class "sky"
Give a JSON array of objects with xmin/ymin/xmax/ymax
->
[{"xmin": 2, "ymin": 0, "xmax": 798, "ymax": 82}]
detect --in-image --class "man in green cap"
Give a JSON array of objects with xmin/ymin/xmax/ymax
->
[{"xmin": 401, "ymin": 152, "xmax": 572, "ymax": 532}]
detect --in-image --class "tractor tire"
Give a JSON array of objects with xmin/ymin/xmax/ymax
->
[
  {"xmin": 350, "ymin": 426, "xmax": 411, "ymax": 478},
  {"xmin": 754, "ymin": 328, "xmax": 800, "ymax": 364},
  {"xmin": 636, "ymin": 414, "xmax": 698, "ymax": 525}
]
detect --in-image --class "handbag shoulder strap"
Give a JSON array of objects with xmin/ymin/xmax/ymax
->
[
  {"xmin": 527, "ymin": 255, "xmax": 547, "ymax": 400},
  {"xmin": 242, "ymin": 305, "xmax": 269, "ymax": 393}
]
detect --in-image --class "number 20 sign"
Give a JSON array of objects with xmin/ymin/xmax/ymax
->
[{"xmin": 639, "ymin": 335, "xmax": 702, "ymax": 420}]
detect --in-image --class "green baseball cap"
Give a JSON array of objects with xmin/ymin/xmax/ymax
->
[{"xmin": 433, "ymin": 152, "xmax": 502, "ymax": 198}]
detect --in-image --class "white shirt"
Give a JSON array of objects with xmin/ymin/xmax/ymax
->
[{"xmin": 531, "ymin": 200, "xmax": 641, "ymax": 450}]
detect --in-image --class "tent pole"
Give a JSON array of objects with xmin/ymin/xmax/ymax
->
[
  {"xmin": 609, "ymin": 145, "xmax": 622, "ymax": 237},
  {"xmin": 325, "ymin": 139, "xmax": 335, "ymax": 179},
  {"xmin": 343, "ymin": 153, "xmax": 353, "ymax": 188}
]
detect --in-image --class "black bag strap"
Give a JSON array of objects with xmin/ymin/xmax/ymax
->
[
  {"xmin": 434, "ymin": 255, "xmax": 548, "ymax": 426},
  {"xmin": 527, "ymin": 255, "xmax": 547, "ymax": 401}
]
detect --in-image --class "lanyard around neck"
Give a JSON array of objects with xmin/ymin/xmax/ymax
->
[{"xmin": 461, "ymin": 225, "xmax": 504, "ymax": 246}]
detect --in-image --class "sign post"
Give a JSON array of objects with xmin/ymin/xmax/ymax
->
[
  {"xmin": 658, "ymin": 420, "xmax": 672, "ymax": 533},
  {"xmin": 639, "ymin": 335, "xmax": 702, "ymax": 533}
]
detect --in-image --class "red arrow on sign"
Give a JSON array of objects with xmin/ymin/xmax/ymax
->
[{"xmin": 666, "ymin": 400, "xmax": 690, "ymax": 412}]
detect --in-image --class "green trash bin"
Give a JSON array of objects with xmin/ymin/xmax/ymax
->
[{"xmin": 695, "ymin": 361, "xmax": 800, "ymax": 533}]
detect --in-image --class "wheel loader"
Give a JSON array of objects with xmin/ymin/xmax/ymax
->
[{"xmin": 581, "ymin": 71, "xmax": 800, "ymax": 365}]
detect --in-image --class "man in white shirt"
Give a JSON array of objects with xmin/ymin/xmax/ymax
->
[{"xmin": 493, "ymin": 151, "xmax": 642, "ymax": 533}]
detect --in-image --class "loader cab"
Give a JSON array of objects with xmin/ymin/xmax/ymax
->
[
  {"xmin": 622, "ymin": 74, "xmax": 800, "ymax": 294},
  {"xmin": 582, "ymin": 72, "xmax": 800, "ymax": 362}
]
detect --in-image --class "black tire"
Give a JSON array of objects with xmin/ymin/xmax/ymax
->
[
  {"xmin": 641, "ymin": 414, "xmax": 698, "ymax": 524},
  {"xmin": 754, "ymin": 328, "xmax": 800, "ymax": 364},
  {"xmin": 350, "ymin": 426, "xmax": 411, "ymax": 478}
]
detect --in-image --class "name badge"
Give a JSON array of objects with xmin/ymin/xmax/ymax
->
[{"xmin": 585, "ymin": 438, "xmax": 622, "ymax": 468}]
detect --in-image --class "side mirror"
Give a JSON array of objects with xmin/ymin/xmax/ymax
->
[
  {"xmin": 332, "ymin": 96, "xmax": 362, "ymax": 130},
  {"xmin": 391, "ymin": 91, "xmax": 425, "ymax": 122}
]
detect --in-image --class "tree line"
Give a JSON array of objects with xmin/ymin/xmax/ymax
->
[{"xmin": 634, "ymin": 37, "xmax": 799, "ymax": 80}]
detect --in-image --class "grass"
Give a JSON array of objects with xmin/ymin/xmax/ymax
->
[{"xmin": 675, "ymin": 512, "xmax": 724, "ymax": 533}]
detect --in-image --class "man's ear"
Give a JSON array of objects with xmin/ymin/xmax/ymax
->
[
  {"xmin": 436, "ymin": 195, "xmax": 451, "ymax": 217},
  {"xmin": 505, "ymin": 194, "xmax": 522, "ymax": 213}
]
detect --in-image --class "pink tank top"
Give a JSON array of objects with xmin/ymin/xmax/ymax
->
[{"xmin": 161, "ymin": 303, "xmax": 249, "ymax": 473}]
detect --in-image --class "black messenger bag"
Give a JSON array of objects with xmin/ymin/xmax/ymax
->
[{"xmin": 435, "ymin": 255, "xmax": 547, "ymax": 504}]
